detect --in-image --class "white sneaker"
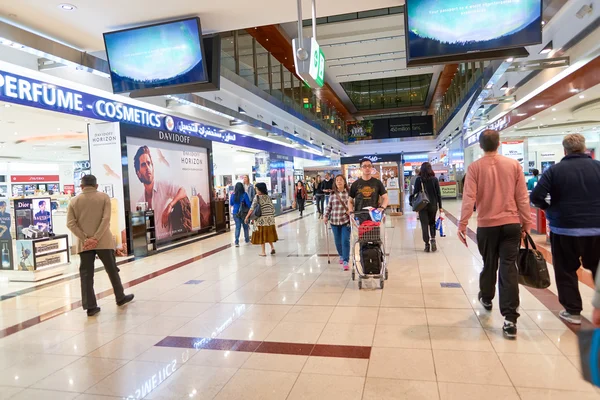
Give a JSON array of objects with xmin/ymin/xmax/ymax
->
[{"xmin": 558, "ymin": 310, "xmax": 582, "ymax": 325}]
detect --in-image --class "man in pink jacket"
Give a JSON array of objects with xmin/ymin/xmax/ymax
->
[{"xmin": 459, "ymin": 130, "xmax": 531, "ymax": 339}]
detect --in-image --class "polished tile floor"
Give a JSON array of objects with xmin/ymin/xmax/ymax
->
[{"xmin": 0, "ymin": 200, "xmax": 598, "ymax": 399}]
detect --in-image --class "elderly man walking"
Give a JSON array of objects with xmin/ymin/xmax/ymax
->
[
  {"xmin": 531, "ymin": 133, "xmax": 600, "ymax": 325},
  {"xmin": 67, "ymin": 175, "xmax": 134, "ymax": 317}
]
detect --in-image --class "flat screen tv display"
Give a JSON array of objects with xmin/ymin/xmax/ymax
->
[
  {"xmin": 405, "ymin": 0, "xmax": 542, "ymax": 65},
  {"xmin": 104, "ymin": 17, "xmax": 208, "ymax": 94}
]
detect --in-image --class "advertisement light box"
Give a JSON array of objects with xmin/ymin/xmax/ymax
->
[
  {"xmin": 104, "ymin": 18, "xmax": 208, "ymax": 94},
  {"xmin": 405, "ymin": 0, "xmax": 542, "ymax": 66}
]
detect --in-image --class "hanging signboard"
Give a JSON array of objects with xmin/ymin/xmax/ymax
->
[{"xmin": 292, "ymin": 37, "xmax": 326, "ymax": 88}]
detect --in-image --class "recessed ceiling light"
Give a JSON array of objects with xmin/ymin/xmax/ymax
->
[
  {"xmin": 579, "ymin": 94, "xmax": 585, "ymax": 99},
  {"xmin": 531, "ymin": 117, "xmax": 536, "ymax": 120},
  {"xmin": 570, "ymin": 88, "xmax": 579, "ymax": 93},
  {"xmin": 552, "ymin": 108, "xmax": 557, "ymax": 111},
  {"xmin": 58, "ymin": 3, "xmax": 77, "ymax": 11},
  {"xmin": 553, "ymin": 118, "xmax": 556, "ymax": 121},
  {"xmin": 4, "ymin": 104, "xmax": 10, "ymax": 108},
  {"xmin": 535, "ymin": 105, "xmax": 544, "ymax": 108},
  {"xmin": 506, "ymin": 57, "xmax": 514, "ymax": 62},
  {"xmin": 13, "ymin": 132, "xmax": 17, "ymax": 135}
]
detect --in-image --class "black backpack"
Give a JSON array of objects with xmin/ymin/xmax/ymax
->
[{"xmin": 360, "ymin": 243, "xmax": 383, "ymax": 275}]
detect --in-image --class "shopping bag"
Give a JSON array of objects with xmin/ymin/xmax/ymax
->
[
  {"xmin": 435, "ymin": 211, "xmax": 447, "ymax": 237},
  {"xmin": 517, "ymin": 233, "xmax": 551, "ymax": 289},
  {"xmin": 578, "ymin": 329, "xmax": 600, "ymax": 387}
]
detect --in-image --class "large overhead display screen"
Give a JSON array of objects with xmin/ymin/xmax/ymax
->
[
  {"xmin": 405, "ymin": 0, "xmax": 542, "ymax": 64},
  {"xmin": 104, "ymin": 18, "xmax": 207, "ymax": 94}
]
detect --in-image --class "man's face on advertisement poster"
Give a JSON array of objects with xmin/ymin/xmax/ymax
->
[
  {"xmin": 0, "ymin": 204, "xmax": 5, "ymax": 214},
  {"xmin": 39, "ymin": 202, "xmax": 46, "ymax": 211},
  {"xmin": 136, "ymin": 153, "xmax": 154, "ymax": 185}
]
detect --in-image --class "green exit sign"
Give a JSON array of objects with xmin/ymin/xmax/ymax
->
[
  {"xmin": 303, "ymin": 103, "xmax": 313, "ymax": 109},
  {"xmin": 309, "ymin": 38, "xmax": 325, "ymax": 88},
  {"xmin": 292, "ymin": 37, "xmax": 325, "ymax": 89}
]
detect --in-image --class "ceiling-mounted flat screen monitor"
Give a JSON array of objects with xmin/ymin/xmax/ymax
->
[
  {"xmin": 129, "ymin": 35, "xmax": 221, "ymax": 98},
  {"xmin": 104, "ymin": 17, "xmax": 208, "ymax": 94},
  {"xmin": 405, "ymin": 0, "xmax": 542, "ymax": 66}
]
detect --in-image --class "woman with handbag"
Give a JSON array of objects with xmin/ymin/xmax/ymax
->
[
  {"xmin": 324, "ymin": 175, "xmax": 351, "ymax": 271},
  {"xmin": 414, "ymin": 162, "xmax": 443, "ymax": 252},
  {"xmin": 230, "ymin": 183, "xmax": 251, "ymax": 247},
  {"xmin": 245, "ymin": 182, "xmax": 278, "ymax": 257},
  {"xmin": 294, "ymin": 181, "xmax": 307, "ymax": 217}
]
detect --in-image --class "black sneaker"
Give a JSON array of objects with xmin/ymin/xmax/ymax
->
[
  {"xmin": 117, "ymin": 294, "xmax": 135, "ymax": 307},
  {"xmin": 503, "ymin": 321, "xmax": 517, "ymax": 339},
  {"xmin": 478, "ymin": 293, "xmax": 493, "ymax": 311},
  {"xmin": 424, "ymin": 244, "xmax": 430, "ymax": 253},
  {"xmin": 87, "ymin": 307, "xmax": 101, "ymax": 317},
  {"xmin": 430, "ymin": 239, "xmax": 437, "ymax": 252}
]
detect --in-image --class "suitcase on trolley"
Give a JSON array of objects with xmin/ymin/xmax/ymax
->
[{"xmin": 360, "ymin": 243, "xmax": 383, "ymax": 275}]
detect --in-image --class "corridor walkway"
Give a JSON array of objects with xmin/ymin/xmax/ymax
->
[{"xmin": 0, "ymin": 202, "xmax": 597, "ymax": 399}]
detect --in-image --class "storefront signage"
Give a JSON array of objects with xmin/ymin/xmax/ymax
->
[
  {"xmin": 269, "ymin": 153, "xmax": 293, "ymax": 162},
  {"xmin": 176, "ymin": 121, "xmax": 237, "ymax": 143},
  {"xmin": 501, "ymin": 141, "xmax": 524, "ymax": 161},
  {"xmin": 340, "ymin": 154, "xmax": 403, "ymax": 165},
  {"xmin": 0, "ymin": 66, "xmax": 328, "ymax": 162},
  {"xmin": 541, "ymin": 152, "xmax": 555, "ymax": 157},
  {"xmin": 440, "ymin": 182, "xmax": 457, "ymax": 198},
  {"xmin": 488, "ymin": 115, "xmax": 510, "ymax": 132},
  {"xmin": 158, "ymin": 131, "xmax": 191, "ymax": 144},
  {"xmin": 0, "ymin": 70, "xmax": 163, "ymax": 129},
  {"xmin": 11, "ymin": 175, "xmax": 60, "ymax": 183}
]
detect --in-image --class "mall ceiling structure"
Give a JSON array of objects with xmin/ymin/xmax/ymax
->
[
  {"xmin": 0, "ymin": 0, "xmax": 584, "ymax": 159},
  {"xmin": 0, "ymin": 0, "xmax": 400, "ymax": 51}
]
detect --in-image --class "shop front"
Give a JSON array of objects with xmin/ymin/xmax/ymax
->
[{"xmin": 0, "ymin": 60, "xmax": 328, "ymax": 281}]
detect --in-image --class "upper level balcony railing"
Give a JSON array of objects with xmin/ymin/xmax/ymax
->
[
  {"xmin": 220, "ymin": 31, "xmax": 346, "ymax": 142},
  {"xmin": 433, "ymin": 62, "xmax": 485, "ymax": 134}
]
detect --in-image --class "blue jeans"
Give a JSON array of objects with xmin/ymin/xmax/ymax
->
[
  {"xmin": 331, "ymin": 224, "xmax": 351, "ymax": 262},
  {"xmin": 234, "ymin": 215, "xmax": 249, "ymax": 244}
]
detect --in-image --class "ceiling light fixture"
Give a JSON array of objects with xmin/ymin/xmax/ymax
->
[
  {"xmin": 579, "ymin": 94, "xmax": 585, "ymax": 99},
  {"xmin": 552, "ymin": 108, "xmax": 557, "ymax": 111},
  {"xmin": 58, "ymin": 3, "xmax": 77, "ymax": 11},
  {"xmin": 506, "ymin": 57, "xmax": 514, "ymax": 62},
  {"xmin": 535, "ymin": 105, "xmax": 544, "ymax": 109},
  {"xmin": 531, "ymin": 117, "xmax": 536, "ymax": 121},
  {"xmin": 570, "ymin": 88, "xmax": 579, "ymax": 93}
]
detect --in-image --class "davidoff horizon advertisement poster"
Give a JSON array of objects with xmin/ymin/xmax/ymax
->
[
  {"xmin": 88, "ymin": 122, "xmax": 128, "ymax": 255},
  {"xmin": 126, "ymin": 135, "xmax": 211, "ymax": 242}
]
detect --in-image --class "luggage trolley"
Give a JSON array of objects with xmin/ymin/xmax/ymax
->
[{"xmin": 351, "ymin": 210, "xmax": 388, "ymax": 289}]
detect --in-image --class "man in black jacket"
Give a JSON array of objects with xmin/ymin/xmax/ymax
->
[{"xmin": 531, "ymin": 133, "xmax": 600, "ymax": 325}]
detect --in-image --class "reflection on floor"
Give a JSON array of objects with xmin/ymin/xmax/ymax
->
[{"xmin": 0, "ymin": 201, "xmax": 598, "ymax": 399}]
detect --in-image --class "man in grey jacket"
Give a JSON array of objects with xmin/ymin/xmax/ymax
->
[{"xmin": 67, "ymin": 175, "xmax": 134, "ymax": 316}]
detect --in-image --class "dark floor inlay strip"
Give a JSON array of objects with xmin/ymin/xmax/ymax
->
[
  {"xmin": 155, "ymin": 336, "xmax": 372, "ymax": 359},
  {"xmin": 311, "ymin": 344, "xmax": 371, "ymax": 359}
]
